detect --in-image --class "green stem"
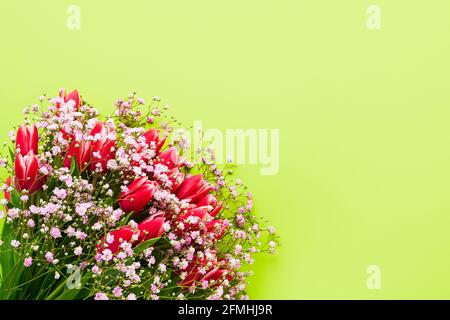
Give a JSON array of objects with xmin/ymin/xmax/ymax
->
[{"xmin": 45, "ymin": 279, "xmax": 66, "ymax": 300}]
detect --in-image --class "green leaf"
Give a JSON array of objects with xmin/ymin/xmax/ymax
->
[
  {"xmin": 133, "ymin": 237, "xmax": 162, "ymax": 256},
  {"xmin": 0, "ymin": 221, "xmax": 29, "ymax": 299},
  {"xmin": 0, "ymin": 256, "xmax": 25, "ymax": 299},
  {"xmin": 8, "ymin": 146, "xmax": 15, "ymax": 163},
  {"xmin": 0, "ymin": 222, "xmax": 14, "ymax": 283},
  {"xmin": 156, "ymin": 237, "xmax": 171, "ymax": 249},
  {"xmin": 55, "ymin": 288, "xmax": 85, "ymax": 300},
  {"xmin": 70, "ymin": 157, "xmax": 80, "ymax": 177},
  {"xmin": 51, "ymin": 273, "xmax": 91, "ymax": 300},
  {"xmin": 9, "ymin": 190, "xmax": 21, "ymax": 208}
]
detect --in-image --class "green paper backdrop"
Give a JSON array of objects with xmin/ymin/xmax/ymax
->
[{"xmin": 1, "ymin": 0, "xmax": 450, "ymax": 299}]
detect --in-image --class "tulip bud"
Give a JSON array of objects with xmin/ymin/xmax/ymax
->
[
  {"xmin": 118, "ymin": 177, "xmax": 158, "ymax": 214},
  {"xmin": 176, "ymin": 175, "xmax": 212, "ymax": 203},
  {"xmin": 178, "ymin": 264, "xmax": 205, "ymax": 287},
  {"xmin": 89, "ymin": 122, "xmax": 116, "ymax": 171},
  {"xmin": 16, "ymin": 124, "xmax": 38, "ymax": 156},
  {"xmin": 98, "ymin": 226, "xmax": 135, "ymax": 254},
  {"xmin": 4, "ymin": 176, "xmax": 11, "ymax": 202},
  {"xmin": 142, "ymin": 129, "xmax": 166, "ymax": 153},
  {"xmin": 178, "ymin": 255, "xmax": 219, "ymax": 287},
  {"xmin": 201, "ymin": 267, "xmax": 233, "ymax": 288},
  {"xmin": 167, "ymin": 169, "xmax": 184, "ymax": 191},
  {"xmin": 196, "ymin": 194, "xmax": 216, "ymax": 207},
  {"xmin": 14, "ymin": 152, "xmax": 43, "ymax": 194},
  {"xmin": 202, "ymin": 268, "xmax": 227, "ymax": 283},
  {"xmin": 180, "ymin": 206, "xmax": 210, "ymax": 221},
  {"xmin": 137, "ymin": 216, "xmax": 165, "ymax": 243},
  {"xmin": 63, "ymin": 140, "xmax": 92, "ymax": 172},
  {"xmin": 195, "ymin": 194, "xmax": 222, "ymax": 217},
  {"xmin": 58, "ymin": 88, "xmax": 80, "ymax": 110},
  {"xmin": 206, "ymin": 219, "xmax": 227, "ymax": 240},
  {"xmin": 155, "ymin": 147, "xmax": 184, "ymax": 170},
  {"xmin": 176, "ymin": 207, "xmax": 211, "ymax": 237}
]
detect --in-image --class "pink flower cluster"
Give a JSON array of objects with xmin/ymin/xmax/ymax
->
[{"xmin": 0, "ymin": 89, "xmax": 277, "ymax": 300}]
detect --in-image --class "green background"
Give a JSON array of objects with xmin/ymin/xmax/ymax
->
[{"xmin": 1, "ymin": 0, "xmax": 450, "ymax": 299}]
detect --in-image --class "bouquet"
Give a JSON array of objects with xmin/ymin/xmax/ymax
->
[{"xmin": 0, "ymin": 89, "xmax": 277, "ymax": 300}]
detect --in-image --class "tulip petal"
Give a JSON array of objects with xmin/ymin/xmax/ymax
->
[
  {"xmin": 65, "ymin": 89, "xmax": 80, "ymax": 109},
  {"xmin": 176, "ymin": 175, "xmax": 203, "ymax": 199},
  {"xmin": 138, "ymin": 216, "xmax": 165, "ymax": 242},
  {"xmin": 14, "ymin": 154, "xmax": 26, "ymax": 191},
  {"xmin": 118, "ymin": 178, "xmax": 158, "ymax": 214},
  {"xmin": 98, "ymin": 226, "xmax": 135, "ymax": 254}
]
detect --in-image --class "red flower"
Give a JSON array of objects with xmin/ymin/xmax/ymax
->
[
  {"xmin": 179, "ymin": 206, "xmax": 210, "ymax": 221},
  {"xmin": 206, "ymin": 219, "xmax": 227, "ymax": 240},
  {"xmin": 16, "ymin": 124, "xmax": 38, "ymax": 156},
  {"xmin": 176, "ymin": 175, "xmax": 212, "ymax": 203},
  {"xmin": 154, "ymin": 147, "xmax": 184, "ymax": 170},
  {"xmin": 179, "ymin": 255, "xmax": 217, "ymax": 287},
  {"xmin": 195, "ymin": 194, "xmax": 223, "ymax": 217},
  {"xmin": 98, "ymin": 217, "xmax": 164, "ymax": 255},
  {"xmin": 14, "ymin": 152, "xmax": 43, "ymax": 193},
  {"xmin": 98, "ymin": 226, "xmax": 135, "ymax": 254},
  {"xmin": 4, "ymin": 176, "xmax": 11, "ymax": 202},
  {"xmin": 167, "ymin": 169, "xmax": 184, "ymax": 190},
  {"xmin": 175, "ymin": 206, "xmax": 211, "ymax": 236},
  {"xmin": 63, "ymin": 140, "xmax": 92, "ymax": 172},
  {"xmin": 178, "ymin": 256, "xmax": 231, "ymax": 288},
  {"xmin": 90, "ymin": 122, "xmax": 116, "ymax": 171},
  {"xmin": 58, "ymin": 88, "xmax": 80, "ymax": 110},
  {"xmin": 202, "ymin": 268, "xmax": 227, "ymax": 283},
  {"xmin": 137, "ymin": 216, "xmax": 165, "ymax": 242},
  {"xmin": 179, "ymin": 266, "xmax": 203, "ymax": 287},
  {"xmin": 177, "ymin": 205, "xmax": 226, "ymax": 239},
  {"xmin": 118, "ymin": 177, "xmax": 158, "ymax": 214},
  {"xmin": 142, "ymin": 129, "xmax": 166, "ymax": 153}
]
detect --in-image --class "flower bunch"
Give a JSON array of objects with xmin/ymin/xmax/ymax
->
[{"xmin": 0, "ymin": 89, "xmax": 277, "ymax": 300}]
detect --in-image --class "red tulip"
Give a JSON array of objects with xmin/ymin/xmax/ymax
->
[
  {"xmin": 179, "ymin": 256, "xmax": 216, "ymax": 287},
  {"xmin": 118, "ymin": 177, "xmax": 158, "ymax": 214},
  {"xmin": 90, "ymin": 122, "xmax": 116, "ymax": 171},
  {"xmin": 178, "ymin": 273, "xmax": 196, "ymax": 287},
  {"xmin": 176, "ymin": 206, "xmax": 211, "ymax": 237},
  {"xmin": 195, "ymin": 194, "xmax": 222, "ymax": 217},
  {"xmin": 178, "ymin": 255, "xmax": 231, "ymax": 288},
  {"xmin": 154, "ymin": 147, "xmax": 184, "ymax": 170},
  {"xmin": 4, "ymin": 176, "xmax": 11, "ymax": 202},
  {"xmin": 176, "ymin": 175, "xmax": 212, "ymax": 203},
  {"xmin": 63, "ymin": 140, "xmax": 92, "ymax": 172},
  {"xmin": 58, "ymin": 88, "xmax": 80, "ymax": 110},
  {"xmin": 16, "ymin": 124, "xmax": 38, "ymax": 156},
  {"xmin": 201, "ymin": 266, "xmax": 233, "ymax": 288},
  {"xmin": 167, "ymin": 169, "xmax": 184, "ymax": 190},
  {"xmin": 196, "ymin": 194, "xmax": 215, "ymax": 207},
  {"xmin": 98, "ymin": 226, "xmax": 135, "ymax": 254},
  {"xmin": 142, "ymin": 129, "xmax": 166, "ymax": 153},
  {"xmin": 14, "ymin": 152, "xmax": 42, "ymax": 193},
  {"xmin": 179, "ymin": 265, "xmax": 203, "ymax": 287},
  {"xmin": 202, "ymin": 268, "xmax": 227, "ymax": 283},
  {"xmin": 179, "ymin": 206, "xmax": 210, "ymax": 221},
  {"xmin": 206, "ymin": 219, "xmax": 227, "ymax": 240},
  {"xmin": 137, "ymin": 216, "xmax": 165, "ymax": 242}
]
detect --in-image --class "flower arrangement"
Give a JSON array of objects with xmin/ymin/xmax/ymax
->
[{"xmin": 0, "ymin": 89, "xmax": 277, "ymax": 300}]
